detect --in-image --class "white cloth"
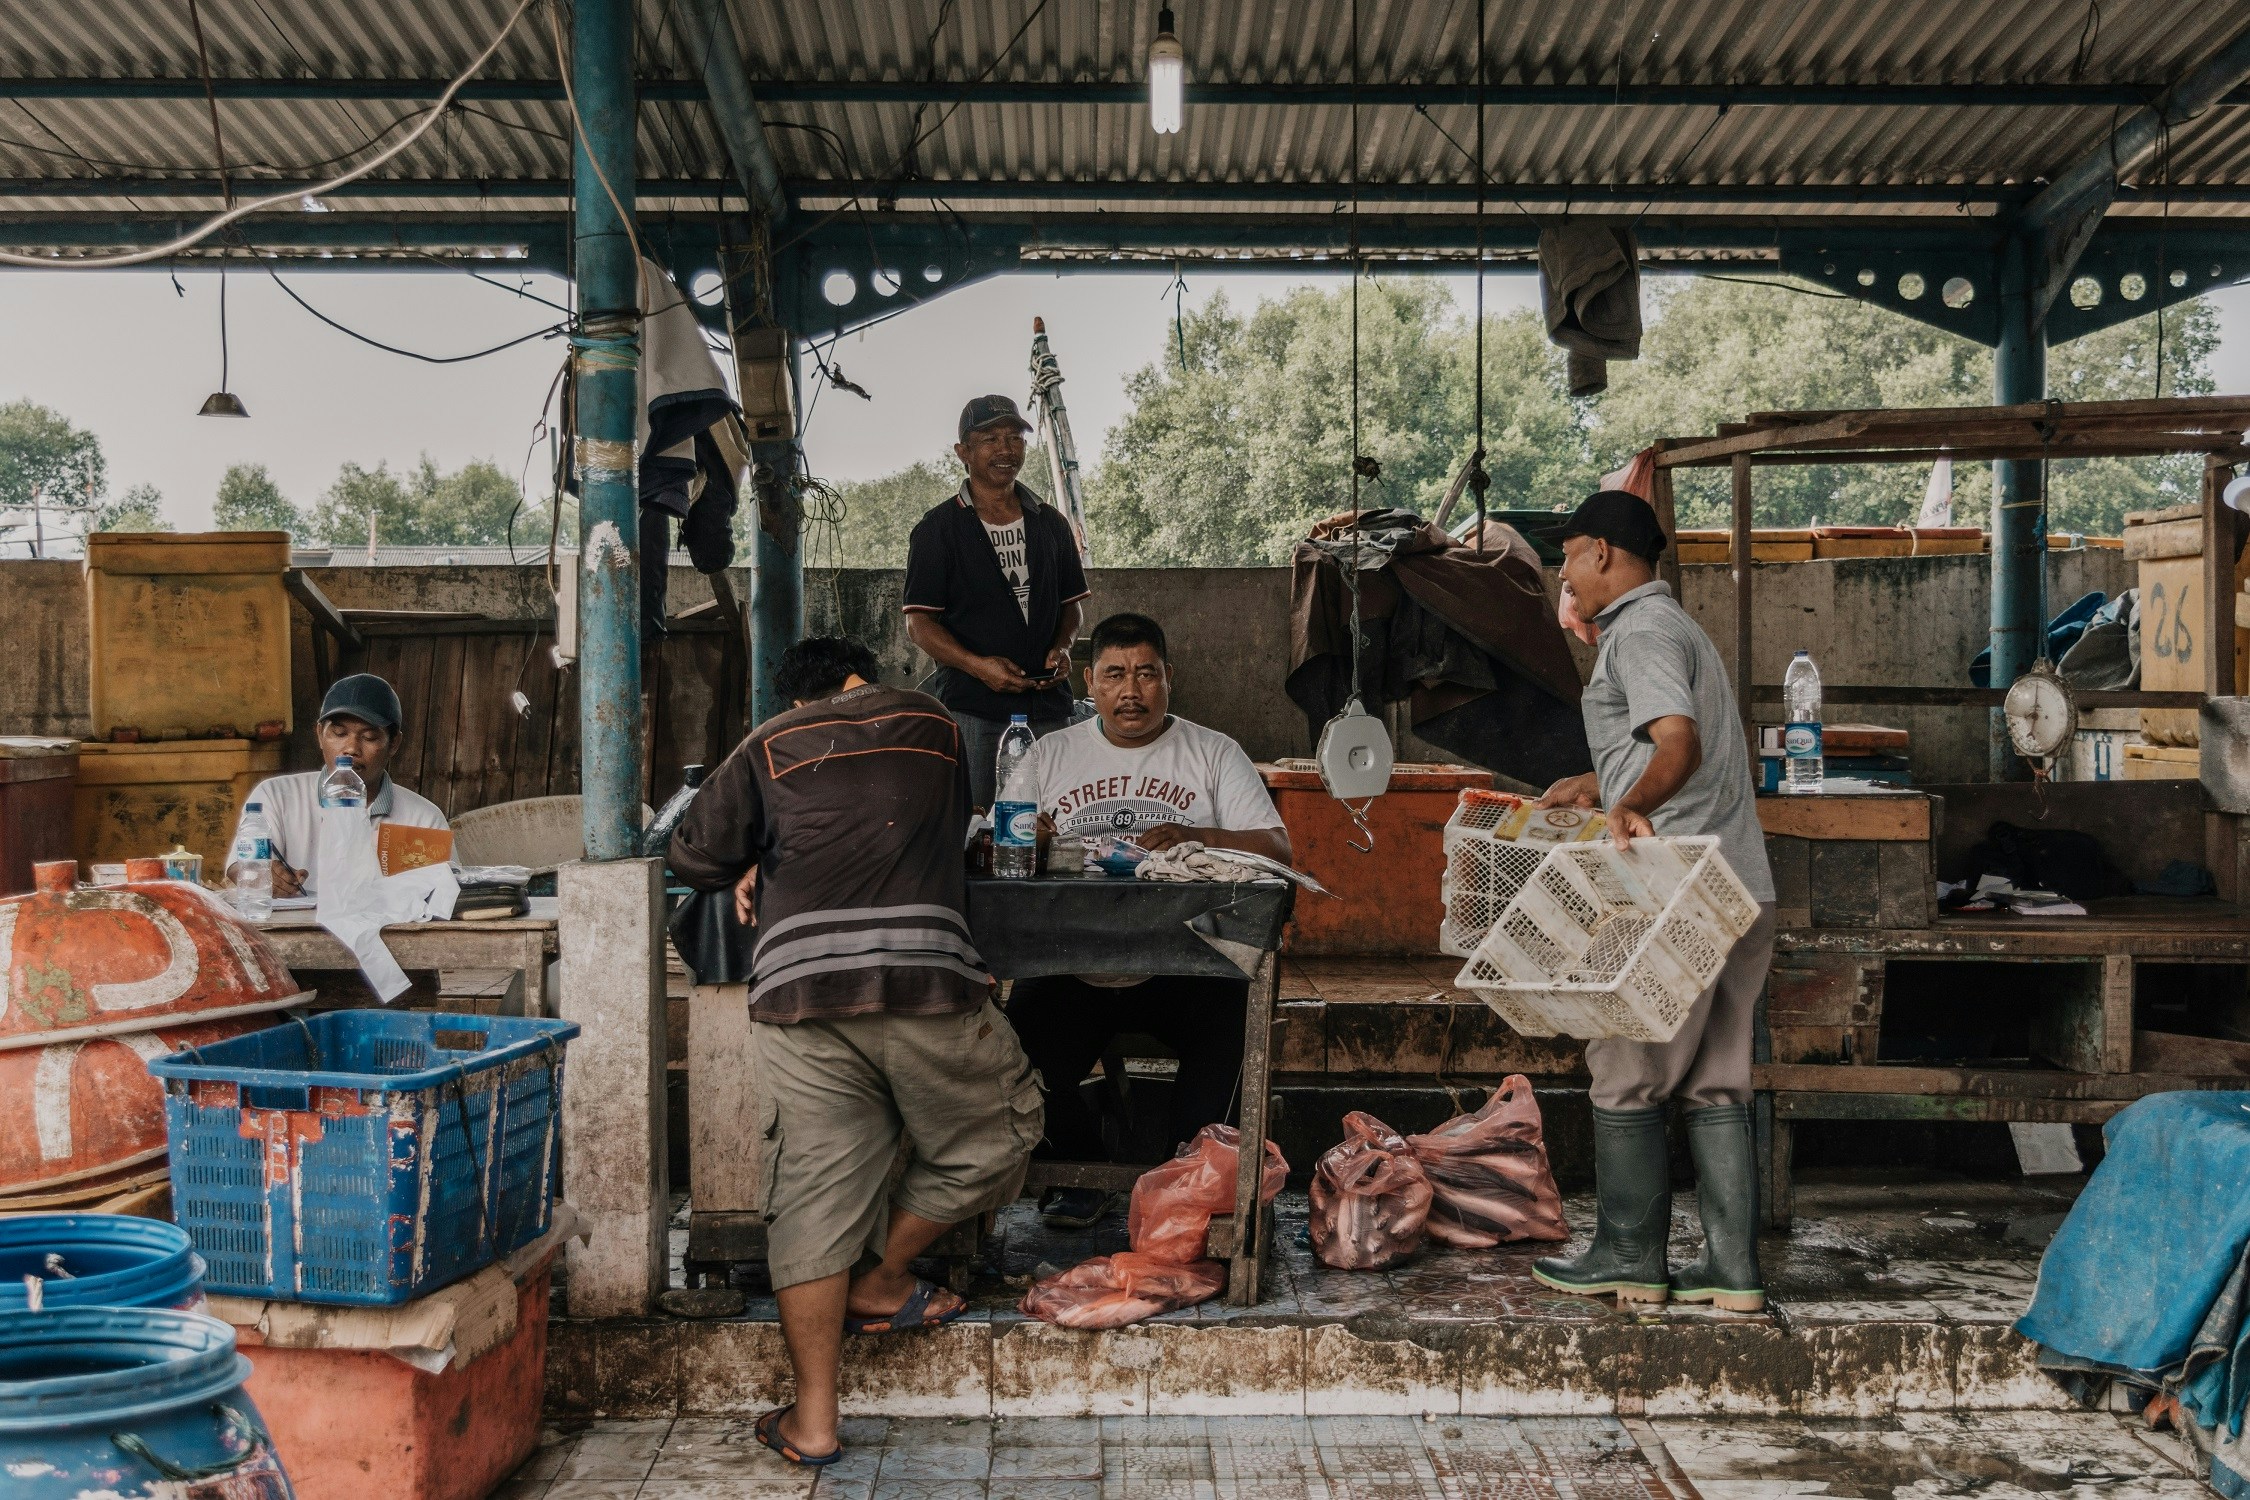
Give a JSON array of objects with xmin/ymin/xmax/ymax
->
[
  {"xmin": 233, "ymin": 771, "xmax": 448, "ymax": 896},
  {"xmin": 983, "ymin": 516, "xmax": 1032, "ymax": 622},
  {"xmin": 1020, "ymin": 715, "xmax": 1284, "ymax": 838},
  {"xmin": 1134, "ymin": 841, "xmax": 1267, "ymax": 884},
  {"xmin": 314, "ymin": 803, "xmax": 460, "ymax": 1003}
]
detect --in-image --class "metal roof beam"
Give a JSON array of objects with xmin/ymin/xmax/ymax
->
[
  {"xmin": 0, "ymin": 176, "xmax": 2049, "ymax": 205},
  {"xmin": 1, "ymin": 77, "xmax": 2235, "ymax": 109},
  {"xmin": 675, "ymin": 0, "xmax": 786, "ymax": 227},
  {"xmin": 2020, "ymin": 19, "xmax": 2250, "ymax": 325}
]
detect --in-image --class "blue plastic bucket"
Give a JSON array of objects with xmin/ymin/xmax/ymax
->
[
  {"xmin": 0, "ymin": 1306, "xmax": 294, "ymax": 1497},
  {"xmin": 0, "ymin": 1215, "xmax": 207, "ymax": 1315}
]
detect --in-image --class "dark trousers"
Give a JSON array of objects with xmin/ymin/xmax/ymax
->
[{"xmin": 1006, "ymin": 974, "xmax": 1249, "ymax": 1162}]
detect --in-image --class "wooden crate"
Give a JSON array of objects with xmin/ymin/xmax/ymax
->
[
  {"xmin": 2124, "ymin": 742, "xmax": 2200, "ymax": 780},
  {"xmin": 1675, "ymin": 528, "xmax": 1815, "ymax": 564},
  {"xmin": 2127, "ymin": 506, "xmax": 2246, "ymax": 746}
]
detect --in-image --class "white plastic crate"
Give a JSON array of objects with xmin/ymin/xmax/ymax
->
[
  {"xmin": 1455, "ymin": 835, "xmax": 1759, "ymax": 1042},
  {"xmin": 1437, "ymin": 789, "xmax": 1609, "ymax": 957}
]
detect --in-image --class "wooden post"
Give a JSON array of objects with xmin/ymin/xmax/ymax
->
[
  {"xmin": 1224, "ymin": 950, "xmax": 1281, "ymax": 1307},
  {"xmin": 1650, "ymin": 463, "xmax": 1681, "ymax": 597},
  {"xmin": 684, "ymin": 982, "xmax": 767, "ymax": 1275},
  {"xmin": 2206, "ymin": 461, "xmax": 2236, "ymax": 700},
  {"xmin": 1732, "ymin": 452, "xmax": 1755, "ymax": 742}
]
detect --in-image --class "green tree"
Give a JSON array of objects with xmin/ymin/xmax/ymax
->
[
  {"xmin": 0, "ymin": 399, "xmax": 106, "ymax": 555},
  {"xmin": 92, "ymin": 482, "xmax": 171, "ymax": 533},
  {"xmin": 1590, "ymin": 278, "xmax": 2217, "ymax": 534},
  {"xmin": 305, "ymin": 454, "xmax": 544, "ymax": 549},
  {"xmin": 1084, "ymin": 283, "xmax": 1592, "ymax": 566},
  {"xmin": 213, "ymin": 463, "xmax": 304, "ymax": 536}
]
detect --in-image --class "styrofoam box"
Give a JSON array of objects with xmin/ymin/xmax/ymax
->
[{"xmin": 1455, "ymin": 835, "xmax": 1759, "ymax": 1042}]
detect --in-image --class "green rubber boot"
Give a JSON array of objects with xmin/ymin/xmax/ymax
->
[
  {"xmin": 1669, "ymin": 1103, "xmax": 1766, "ymax": 1313},
  {"xmin": 1532, "ymin": 1104, "xmax": 1671, "ymax": 1305}
]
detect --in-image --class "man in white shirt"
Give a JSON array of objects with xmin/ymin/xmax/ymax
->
[
  {"xmin": 1008, "ymin": 612, "xmax": 1292, "ymax": 1226},
  {"xmin": 227, "ymin": 673, "xmax": 449, "ymax": 897}
]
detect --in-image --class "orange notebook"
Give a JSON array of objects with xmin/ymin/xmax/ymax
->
[{"xmin": 377, "ymin": 824, "xmax": 455, "ymax": 876}]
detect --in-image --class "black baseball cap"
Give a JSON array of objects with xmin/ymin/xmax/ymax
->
[
  {"xmin": 1539, "ymin": 490, "xmax": 1669, "ymax": 562},
  {"xmin": 958, "ymin": 393, "xmax": 1033, "ymax": 442},
  {"xmin": 318, "ymin": 673, "xmax": 404, "ymax": 732}
]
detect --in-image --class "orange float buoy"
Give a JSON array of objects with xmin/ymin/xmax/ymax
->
[
  {"xmin": 1, "ymin": 860, "xmax": 304, "ymax": 1197},
  {"xmin": 1, "ymin": 861, "xmax": 303, "ymax": 1050},
  {"xmin": 0, "ymin": 1015, "xmax": 269, "ymax": 1193}
]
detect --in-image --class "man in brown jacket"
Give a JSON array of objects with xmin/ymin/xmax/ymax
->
[{"xmin": 670, "ymin": 636, "xmax": 1041, "ymax": 1470}]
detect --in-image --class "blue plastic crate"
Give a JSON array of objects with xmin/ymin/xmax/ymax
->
[{"xmin": 146, "ymin": 1010, "xmax": 579, "ymax": 1306}]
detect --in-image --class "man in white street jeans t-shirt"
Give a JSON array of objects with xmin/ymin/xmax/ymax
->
[{"xmin": 1006, "ymin": 612, "xmax": 1293, "ymax": 1227}]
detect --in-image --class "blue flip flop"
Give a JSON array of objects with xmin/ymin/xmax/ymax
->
[
  {"xmin": 754, "ymin": 1405, "xmax": 842, "ymax": 1467},
  {"xmin": 844, "ymin": 1277, "xmax": 967, "ymax": 1335}
]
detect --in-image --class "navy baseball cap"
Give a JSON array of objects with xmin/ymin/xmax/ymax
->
[
  {"xmin": 318, "ymin": 673, "xmax": 404, "ymax": 732},
  {"xmin": 958, "ymin": 393, "xmax": 1033, "ymax": 442},
  {"xmin": 1539, "ymin": 490, "xmax": 1669, "ymax": 562}
]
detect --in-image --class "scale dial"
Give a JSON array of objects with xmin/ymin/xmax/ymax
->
[{"xmin": 2003, "ymin": 660, "xmax": 2077, "ymax": 763}]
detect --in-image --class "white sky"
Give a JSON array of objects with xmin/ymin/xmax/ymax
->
[{"xmin": 2, "ymin": 263, "xmax": 2248, "ymax": 535}]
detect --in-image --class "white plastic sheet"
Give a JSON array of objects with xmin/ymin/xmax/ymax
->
[{"xmin": 315, "ymin": 803, "xmax": 459, "ymax": 1001}]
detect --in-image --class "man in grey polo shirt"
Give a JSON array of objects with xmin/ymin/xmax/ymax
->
[{"xmin": 1529, "ymin": 490, "xmax": 1779, "ymax": 1315}]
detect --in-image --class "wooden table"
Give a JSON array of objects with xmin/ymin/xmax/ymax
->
[
  {"xmin": 683, "ymin": 876, "xmax": 1295, "ymax": 1306},
  {"xmin": 1754, "ymin": 899, "xmax": 2250, "ymax": 1225},
  {"xmin": 252, "ymin": 912, "xmax": 560, "ymax": 1017}
]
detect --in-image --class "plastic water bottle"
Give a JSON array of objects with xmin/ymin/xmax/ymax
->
[
  {"xmin": 1783, "ymin": 650, "xmax": 1824, "ymax": 794},
  {"xmin": 319, "ymin": 754, "xmax": 367, "ymax": 809},
  {"xmin": 230, "ymin": 801, "xmax": 274, "ymax": 919},
  {"xmin": 993, "ymin": 715, "xmax": 1038, "ymax": 880}
]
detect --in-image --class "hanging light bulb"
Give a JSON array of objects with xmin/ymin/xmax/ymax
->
[
  {"xmin": 198, "ymin": 266, "xmax": 248, "ymax": 417},
  {"xmin": 1148, "ymin": 6, "xmax": 1185, "ymax": 135}
]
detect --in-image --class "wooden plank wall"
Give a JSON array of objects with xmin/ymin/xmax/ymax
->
[{"xmin": 342, "ymin": 623, "xmax": 744, "ymax": 819}]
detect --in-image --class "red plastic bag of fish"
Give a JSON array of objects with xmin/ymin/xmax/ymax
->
[
  {"xmin": 1127, "ymin": 1123, "xmax": 1290, "ymax": 1264},
  {"xmin": 1019, "ymin": 1251, "xmax": 1228, "ymax": 1329},
  {"xmin": 1308, "ymin": 1111, "xmax": 1434, "ymax": 1271},
  {"xmin": 1404, "ymin": 1077, "xmax": 1569, "ymax": 1247}
]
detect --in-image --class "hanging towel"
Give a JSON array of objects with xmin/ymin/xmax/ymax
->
[{"xmin": 1538, "ymin": 223, "xmax": 1643, "ymax": 362}]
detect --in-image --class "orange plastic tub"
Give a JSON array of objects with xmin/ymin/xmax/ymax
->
[
  {"xmin": 230, "ymin": 1264, "xmax": 552, "ymax": 1500},
  {"xmin": 1260, "ymin": 761, "xmax": 1493, "ymax": 956}
]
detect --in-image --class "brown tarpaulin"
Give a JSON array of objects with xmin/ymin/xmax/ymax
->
[{"xmin": 1286, "ymin": 510, "xmax": 1591, "ymax": 789}]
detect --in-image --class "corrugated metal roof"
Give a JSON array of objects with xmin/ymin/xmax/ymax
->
[{"xmin": 3, "ymin": 1, "xmax": 2250, "ymax": 233}]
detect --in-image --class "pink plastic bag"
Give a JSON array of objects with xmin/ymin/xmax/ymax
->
[
  {"xmin": 1020, "ymin": 1251, "xmax": 1227, "ymax": 1329},
  {"xmin": 1127, "ymin": 1123, "xmax": 1289, "ymax": 1265},
  {"xmin": 1404, "ymin": 1077, "xmax": 1569, "ymax": 1247},
  {"xmin": 1601, "ymin": 446, "xmax": 1657, "ymax": 501},
  {"xmin": 1308, "ymin": 1112, "xmax": 1434, "ymax": 1271}
]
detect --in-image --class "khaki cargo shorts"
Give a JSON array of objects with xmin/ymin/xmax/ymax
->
[{"xmin": 752, "ymin": 999, "xmax": 1043, "ymax": 1290}]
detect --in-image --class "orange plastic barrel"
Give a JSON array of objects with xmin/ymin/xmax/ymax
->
[{"xmin": 1258, "ymin": 761, "xmax": 1494, "ymax": 956}]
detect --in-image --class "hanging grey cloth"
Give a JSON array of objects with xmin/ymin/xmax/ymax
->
[{"xmin": 1539, "ymin": 223, "xmax": 1643, "ymax": 362}]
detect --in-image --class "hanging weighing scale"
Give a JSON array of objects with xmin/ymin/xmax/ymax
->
[
  {"xmin": 2002, "ymin": 657, "xmax": 2077, "ymax": 781},
  {"xmin": 1314, "ymin": 0, "xmax": 1399, "ymax": 851}
]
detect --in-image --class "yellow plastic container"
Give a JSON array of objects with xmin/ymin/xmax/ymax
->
[
  {"xmin": 85, "ymin": 531, "xmax": 293, "ymax": 741},
  {"xmin": 72, "ymin": 740, "xmax": 285, "ymax": 877}
]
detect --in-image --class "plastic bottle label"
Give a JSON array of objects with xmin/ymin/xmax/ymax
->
[
  {"xmin": 1784, "ymin": 722, "xmax": 1822, "ymax": 759},
  {"xmin": 994, "ymin": 801, "xmax": 1038, "ymax": 847},
  {"xmin": 249, "ymin": 837, "xmax": 271, "ymax": 860}
]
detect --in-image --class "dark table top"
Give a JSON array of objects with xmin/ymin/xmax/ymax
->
[
  {"xmin": 965, "ymin": 874, "xmax": 1295, "ymax": 981},
  {"xmin": 668, "ymin": 874, "xmax": 1297, "ymax": 987}
]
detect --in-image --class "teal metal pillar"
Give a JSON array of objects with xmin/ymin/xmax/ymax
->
[
  {"xmin": 1989, "ymin": 231, "xmax": 2047, "ymax": 779},
  {"xmin": 571, "ymin": 0, "xmax": 644, "ymax": 858}
]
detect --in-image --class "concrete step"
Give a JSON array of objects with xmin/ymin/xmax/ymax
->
[{"xmin": 546, "ymin": 1171, "xmax": 2085, "ymax": 1423}]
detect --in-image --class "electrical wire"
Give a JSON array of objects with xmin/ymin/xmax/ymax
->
[
  {"xmin": 241, "ymin": 239, "xmax": 568, "ymax": 363},
  {"xmin": 0, "ymin": 0, "xmax": 540, "ymax": 269}
]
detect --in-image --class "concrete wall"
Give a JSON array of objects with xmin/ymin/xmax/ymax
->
[{"xmin": 0, "ymin": 547, "xmax": 2133, "ymax": 786}]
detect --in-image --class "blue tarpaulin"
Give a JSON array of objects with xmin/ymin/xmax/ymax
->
[{"xmin": 2018, "ymin": 1092, "xmax": 2250, "ymax": 1444}]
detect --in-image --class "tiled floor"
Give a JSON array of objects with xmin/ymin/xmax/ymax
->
[{"xmin": 493, "ymin": 1410, "xmax": 2206, "ymax": 1499}]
